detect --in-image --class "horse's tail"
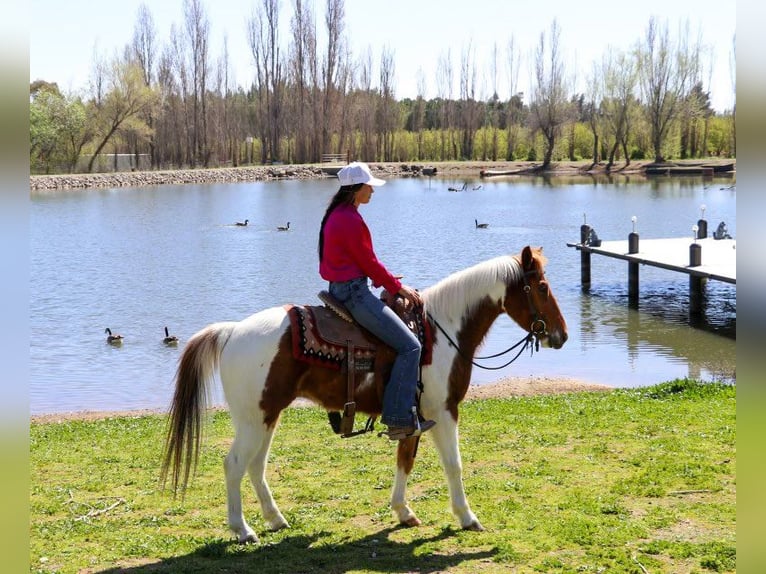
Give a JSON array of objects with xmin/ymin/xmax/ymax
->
[{"xmin": 160, "ymin": 321, "xmax": 235, "ymax": 494}]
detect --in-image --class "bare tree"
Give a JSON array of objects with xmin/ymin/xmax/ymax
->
[
  {"xmin": 321, "ymin": 0, "xmax": 345, "ymax": 155},
  {"xmin": 458, "ymin": 41, "xmax": 479, "ymax": 160},
  {"xmin": 356, "ymin": 47, "xmax": 376, "ymax": 160},
  {"xmin": 601, "ymin": 49, "xmax": 639, "ymax": 169},
  {"xmin": 183, "ymin": 0, "xmax": 211, "ymax": 167},
  {"xmin": 505, "ymin": 36, "xmax": 521, "ymax": 160},
  {"xmin": 529, "ymin": 19, "xmax": 570, "ymax": 169},
  {"xmin": 636, "ymin": 16, "xmax": 700, "ymax": 163},
  {"xmin": 583, "ymin": 61, "xmax": 602, "ymax": 167},
  {"xmin": 288, "ymin": 0, "xmax": 316, "ymax": 163},
  {"xmin": 248, "ymin": 0, "xmax": 285, "ymax": 163},
  {"xmin": 435, "ymin": 49, "xmax": 454, "ymax": 160},
  {"xmin": 131, "ymin": 3, "xmax": 158, "ymax": 167},
  {"xmin": 378, "ymin": 46, "xmax": 397, "ymax": 161}
]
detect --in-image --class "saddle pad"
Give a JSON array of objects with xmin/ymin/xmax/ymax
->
[{"xmin": 288, "ymin": 305, "xmax": 376, "ymax": 371}]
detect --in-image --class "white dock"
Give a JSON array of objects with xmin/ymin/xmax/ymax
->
[
  {"xmin": 567, "ymin": 237, "xmax": 736, "ymax": 284},
  {"xmin": 567, "ymin": 234, "xmax": 736, "ymax": 314}
]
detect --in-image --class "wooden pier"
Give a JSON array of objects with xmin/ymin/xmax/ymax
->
[{"xmin": 567, "ymin": 225, "xmax": 736, "ymax": 314}]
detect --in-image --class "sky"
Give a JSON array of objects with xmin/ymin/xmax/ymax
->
[{"xmin": 29, "ymin": 0, "xmax": 736, "ymax": 111}]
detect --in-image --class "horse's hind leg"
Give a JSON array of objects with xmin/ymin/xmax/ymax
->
[
  {"xmin": 246, "ymin": 425, "xmax": 289, "ymax": 531},
  {"xmin": 224, "ymin": 422, "xmax": 265, "ymax": 543}
]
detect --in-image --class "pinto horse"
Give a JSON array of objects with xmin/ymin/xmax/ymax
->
[{"xmin": 161, "ymin": 245, "xmax": 568, "ymax": 543}]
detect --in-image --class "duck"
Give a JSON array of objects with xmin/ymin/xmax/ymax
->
[
  {"xmin": 448, "ymin": 183, "xmax": 467, "ymax": 192},
  {"xmin": 105, "ymin": 327, "xmax": 124, "ymax": 345},
  {"xmin": 163, "ymin": 326, "xmax": 179, "ymax": 345},
  {"xmin": 277, "ymin": 222, "xmax": 290, "ymax": 231},
  {"xmin": 475, "ymin": 219, "xmax": 489, "ymax": 229},
  {"xmin": 235, "ymin": 219, "xmax": 249, "ymax": 226}
]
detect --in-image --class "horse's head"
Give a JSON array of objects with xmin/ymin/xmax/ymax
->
[{"xmin": 505, "ymin": 246, "xmax": 568, "ymax": 349}]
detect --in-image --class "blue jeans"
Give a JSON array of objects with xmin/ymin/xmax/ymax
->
[{"xmin": 329, "ymin": 277, "xmax": 422, "ymax": 427}]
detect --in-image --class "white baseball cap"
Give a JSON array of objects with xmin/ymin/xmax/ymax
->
[{"xmin": 337, "ymin": 162, "xmax": 386, "ymax": 187}]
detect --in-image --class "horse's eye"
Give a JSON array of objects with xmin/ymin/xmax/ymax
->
[{"xmin": 539, "ymin": 282, "xmax": 549, "ymax": 295}]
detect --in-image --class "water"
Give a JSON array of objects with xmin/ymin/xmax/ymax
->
[{"xmin": 30, "ymin": 175, "xmax": 736, "ymax": 415}]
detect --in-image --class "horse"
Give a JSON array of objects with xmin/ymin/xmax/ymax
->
[{"xmin": 161, "ymin": 245, "xmax": 568, "ymax": 543}]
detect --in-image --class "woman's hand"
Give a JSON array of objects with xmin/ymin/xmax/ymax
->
[{"xmin": 398, "ymin": 284, "xmax": 422, "ymax": 307}]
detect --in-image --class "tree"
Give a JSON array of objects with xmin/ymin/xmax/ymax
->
[
  {"xmin": 131, "ymin": 3, "xmax": 158, "ymax": 167},
  {"xmin": 248, "ymin": 0, "xmax": 285, "ymax": 162},
  {"xmin": 378, "ymin": 46, "xmax": 397, "ymax": 161},
  {"xmin": 183, "ymin": 0, "xmax": 211, "ymax": 167},
  {"xmin": 321, "ymin": 0, "xmax": 345, "ymax": 155},
  {"xmin": 601, "ymin": 49, "xmax": 639, "ymax": 168},
  {"xmin": 529, "ymin": 19, "xmax": 571, "ymax": 169},
  {"xmin": 86, "ymin": 58, "xmax": 158, "ymax": 172},
  {"xmin": 636, "ymin": 16, "xmax": 700, "ymax": 163},
  {"xmin": 504, "ymin": 36, "xmax": 522, "ymax": 160}
]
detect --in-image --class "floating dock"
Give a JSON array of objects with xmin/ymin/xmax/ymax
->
[{"xmin": 567, "ymin": 223, "xmax": 736, "ymax": 314}]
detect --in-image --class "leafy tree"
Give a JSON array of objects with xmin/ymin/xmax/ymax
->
[{"xmin": 86, "ymin": 58, "xmax": 158, "ymax": 172}]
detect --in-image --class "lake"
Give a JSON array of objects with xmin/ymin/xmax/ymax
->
[{"xmin": 30, "ymin": 174, "xmax": 736, "ymax": 415}]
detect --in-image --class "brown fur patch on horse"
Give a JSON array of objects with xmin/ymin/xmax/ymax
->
[
  {"xmin": 396, "ymin": 436, "xmax": 419, "ymax": 474},
  {"xmin": 445, "ymin": 296, "xmax": 503, "ymax": 419},
  {"xmin": 260, "ymin": 328, "xmax": 398, "ymax": 427}
]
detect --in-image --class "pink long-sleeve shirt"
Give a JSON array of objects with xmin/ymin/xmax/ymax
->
[{"xmin": 319, "ymin": 203, "xmax": 402, "ymax": 295}]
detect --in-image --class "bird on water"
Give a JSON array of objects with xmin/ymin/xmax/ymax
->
[
  {"xmin": 105, "ymin": 327, "xmax": 124, "ymax": 345},
  {"xmin": 163, "ymin": 326, "xmax": 179, "ymax": 345},
  {"xmin": 475, "ymin": 219, "xmax": 489, "ymax": 229},
  {"xmin": 277, "ymin": 222, "xmax": 290, "ymax": 231},
  {"xmin": 235, "ymin": 219, "xmax": 249, "ymax": 226}
]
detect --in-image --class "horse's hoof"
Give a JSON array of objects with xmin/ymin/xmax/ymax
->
[
  {"xmin": 237, "ymin": 531, "xmax": 259, "ymax": 544},
  {"xmin": 268, "ymin": 520, "xmax": 289, "ymax": 532},
  {"xmin": 400, "ymin": 516, "xmax": 422, "ymax": 528},
  {"xmin": 462, "ymin": 520, "xmax": 485, "ymax": 532}
]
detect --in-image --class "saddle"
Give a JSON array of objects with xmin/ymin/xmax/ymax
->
[{"xmin": 287, "ymin": 290, "xmax": 432, "ymax": 438}]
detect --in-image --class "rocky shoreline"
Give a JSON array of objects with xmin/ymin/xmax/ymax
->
[
  {"xmin": 30, "ymin": 159, "xmax": 734, "ymax": 192},
  {"xmin": 30, "ymin": 163, "xmax": 433, "ymax": 191}
]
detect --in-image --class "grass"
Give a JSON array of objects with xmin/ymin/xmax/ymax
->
[{"xmin": 30, "ymin": 379, "xmax": 735, "ymax": 573}]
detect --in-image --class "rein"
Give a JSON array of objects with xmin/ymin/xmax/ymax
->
[{"xmin": 425, "ymin": 267, "xmax": 546, "ymax": 371}]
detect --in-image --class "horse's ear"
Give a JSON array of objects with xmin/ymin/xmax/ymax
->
[{"xmin": 521, "ymin": 245, "xmax": 533, "ymax": 270}]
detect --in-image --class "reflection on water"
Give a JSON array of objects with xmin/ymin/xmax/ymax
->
[{"xmin": 30, "ymin": 175, "xmax": 736, "ymax": 414}]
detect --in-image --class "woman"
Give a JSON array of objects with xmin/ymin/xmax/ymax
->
[{"xmin": 318, "ymin": 162, "xmax": 435, "ymax": 440}]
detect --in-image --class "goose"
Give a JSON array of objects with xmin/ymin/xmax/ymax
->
[
  {"xmin": 448, "ymin": 183, "xmax": 467, "ymax": 192},
  {"xmin": 277, "ymin": 222, "xmax": 290, "ymax": 231},
  {"xmin": 475, "ymin": 219, "xmax": 489, "ymax": 229},
  {"xmin": 105, "ymin": 327, "xmax": 124, "ymax": 345},
  {"xmin": 235, "ymin": 219, "xmax": 249, "ymax": 226},
  {"xmin": 163, "ymin": 326, "xmax": 179, "ymax": 345},
  {"xmin": 472, "ymin": 185, "xmax": 483, "ymax": 190}
]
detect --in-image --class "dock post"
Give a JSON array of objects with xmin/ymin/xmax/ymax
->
[
  {"xmin": 689, "ymin": 241, "xmax": 703, "ymax": 314},
  {"xmin": 696, "ymin": 219, "xmax": 707, "ymax": 238},
  {"xmin": 580, "ymin": 223, "xmax": 591, "ymax": 290},
  {"xmin": 628, "ymin": 229, "xmax": 639, "ymax": 308},
  {"xmin": 697, "ymin": 204, "xmax": 708, "ymax": 239}
]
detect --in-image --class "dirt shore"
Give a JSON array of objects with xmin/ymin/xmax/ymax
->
[{"xmin": 30, "ymin": 376, "xmax": 612, "ymax": 424}]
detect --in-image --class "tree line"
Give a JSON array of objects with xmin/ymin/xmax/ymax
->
[{"xmin": 30, "ymin": 0, "xmax": 736, "ymax": 175}]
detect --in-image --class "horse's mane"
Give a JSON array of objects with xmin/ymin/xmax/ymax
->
[{"xmin": 422, "ymin": 254, "xmax": 526, "ymax": 320}]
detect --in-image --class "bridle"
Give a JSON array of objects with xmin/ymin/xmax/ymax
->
[
  {"xmin": 427, "ymin": 265, "xmax": 549, "ymax": 371},
  {"xmin": 522, "ymin": 268, "xmax": 549, "ymax": 340}
]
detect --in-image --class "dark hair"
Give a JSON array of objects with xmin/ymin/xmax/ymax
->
[{"xmin": 318, "ymin": 184, "xmax": 363, "ymax": 262}]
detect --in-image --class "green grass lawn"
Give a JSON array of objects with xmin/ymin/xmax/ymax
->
[{"xmin": 30, "ymin": 379, "xmax": 735, "ymax": 573}]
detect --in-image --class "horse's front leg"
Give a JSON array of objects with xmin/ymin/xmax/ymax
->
[
  {"xmin": 391, "ymin": 437, "xmax": 422, "ymax": 527},
  {"xmin": 429, "ymin": 414, "xmax": 484, "ymax": 531}
]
